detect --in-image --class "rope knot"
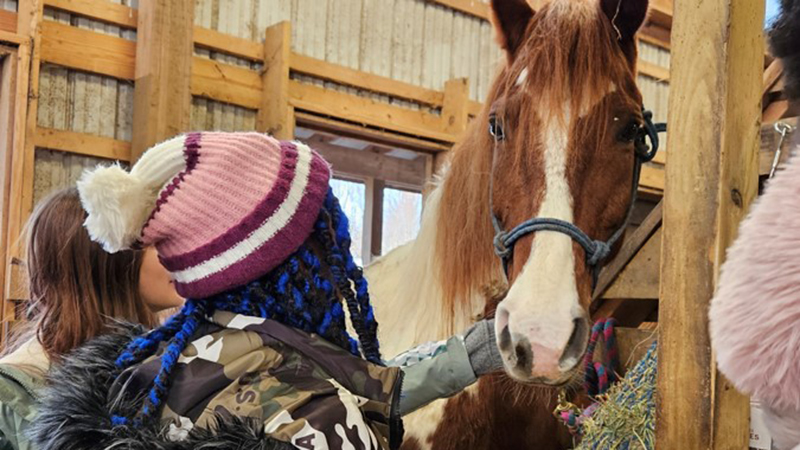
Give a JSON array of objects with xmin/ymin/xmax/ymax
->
[
  {"xmin": 493, "ymin": 233, "xmax": 512, "ymax": 259},
  {"xmin": 587, "ymin": 240, "xmax": 611, "ymax": 266}
]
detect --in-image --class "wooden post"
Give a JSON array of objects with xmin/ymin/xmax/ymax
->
[
  {"xmin": 435, "ymin": 77, "xmax": 470, "ymax": 176},
  {"xmin": 258, "ymin": 22, "xmax": 294, "ymax": 140},
  {"xmin": 3, "ymin": 1, "xmax": 42, "ymax": 332},
  {"xmin": 656, "ymin": 0, "xmax": 765, "ymax": 448},
  {"xmin": 131, "ymin": 0, "xmax": 194, "ymax": 161},
  {"xmin": 369, "ymin": 179, "xmax": 385, "ymax": 259}
]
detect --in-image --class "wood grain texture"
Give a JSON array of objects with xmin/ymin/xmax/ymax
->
[
  {"xmin": 40, "ymin": 20, "xmax": 135, "ymax": 80},
  {"xmin": 655, "ymin": 0, "xmax": 764, "ymax": 448},
  {"xmin": 131, "ymin": 0, "xmax": 193, "ymax": 160},
  {"xmin": 44, "ymin": 0, "xmax": 137, "ymax": 29},
  {"xmin": 258, "ymin": 21, "xmax": 293, "ymax": 139},
  {"xmin": 34, "ymin": 127, "xmax": 131, "ymax": 161}
]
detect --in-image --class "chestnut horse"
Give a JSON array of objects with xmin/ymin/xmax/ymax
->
[{"xmin": 366, "ymin": 0, "xmax": 650, "ymax": 448}]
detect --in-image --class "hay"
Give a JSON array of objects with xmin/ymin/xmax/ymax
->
[{"xmin": 575, "ymin": 341, "xmax": 657, "ymax": 450}]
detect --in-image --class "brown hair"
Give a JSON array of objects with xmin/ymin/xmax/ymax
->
[{"xmin": 15, "ymin": 187, "xmax": 157, "ymax": 362}]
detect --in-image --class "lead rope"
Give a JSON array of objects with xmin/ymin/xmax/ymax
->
[{"xmin": 554, "ymin": 318, "xmax": 620, "ymax": 437}]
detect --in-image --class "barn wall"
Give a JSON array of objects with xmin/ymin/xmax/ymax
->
[
  {"xmin": 33, "ymin": 4, "xmax": 138, "ymax": 204},
  {"xmin": 637, "ymin": 41, "xmax": 671, "ymax": 123},
  {"xmin": 636, "ymin": 41, "xmax": 671, "ymax": 150},
  {"xmin": 31, "ymin": 0, "xmax": 673, "ymax": 206},
  {"xmin": 194, "ymin": 0, "xmax": 503, "ymax": 103}
]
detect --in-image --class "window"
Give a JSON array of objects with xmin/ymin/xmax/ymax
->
[
  {"xmin": 329, "ymin": 178, "xmax": 366, "ymax": 266},
  {"xmin": 382, "ymin": 187, "xmax": 422, "ymax": 254}
]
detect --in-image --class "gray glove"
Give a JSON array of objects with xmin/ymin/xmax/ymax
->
[{"xmin": 463, "ymin": 319, "xmax": 504, "ymax": 376}]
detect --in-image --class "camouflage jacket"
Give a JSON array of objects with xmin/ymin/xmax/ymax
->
[
  {"xmin": 118, "ymin": 311, "xmax": 404, "ymax": 449},
  {"xmin": 30, "ymin": 313, "xmax": 404, "ymax": 450}
]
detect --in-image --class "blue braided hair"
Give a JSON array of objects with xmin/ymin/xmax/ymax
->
[{"xmin": 110, "ymin": 188, "xmax": 381, "ymax": 426}]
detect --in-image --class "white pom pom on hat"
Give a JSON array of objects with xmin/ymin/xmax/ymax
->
[{"xmin": 77, "ymin": 134, "xmax": 192, "ymax": 253}]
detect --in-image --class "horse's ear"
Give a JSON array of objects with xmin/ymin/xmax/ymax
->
[
  {"xmin": 600, "ymin": 0, "xmax": 649, "ymax": 62},
  {"xmin": 490, "ymin": 0, "xmax": 534, "ymax": 61}
]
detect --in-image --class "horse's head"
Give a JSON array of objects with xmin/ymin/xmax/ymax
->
[{"xmin": 488, "ymin": 0, "xmax": 648, "ymax": 385}]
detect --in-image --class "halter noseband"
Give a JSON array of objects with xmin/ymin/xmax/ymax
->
[{"xmin": 488, "ymin": 108, "xmax": 666, "ymax": 285}]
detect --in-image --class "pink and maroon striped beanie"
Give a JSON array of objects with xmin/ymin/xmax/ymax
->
[{"xmin": 77, "ymin": 132, "xmax": 331, "ymax": 299}]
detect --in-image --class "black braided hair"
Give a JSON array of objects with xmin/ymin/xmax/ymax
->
[
  {"xmin": 110, "ymin": 189, "xmax": 381, "ymax": 426},
  {"xmin": 770, "ymin": 0, "xmax": 800, "ymax": 100}
]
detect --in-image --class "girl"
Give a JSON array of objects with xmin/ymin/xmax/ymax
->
[
  {"xmin": 31, "ymin": 133, "xmax": 503, "ymax": 450},
  {"xmin": 0, "ymin": 188, "xmax": 184, "ymax": 450}
]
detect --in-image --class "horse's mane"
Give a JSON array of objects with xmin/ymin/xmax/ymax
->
[{"xmin": 434, "ymin": 0, "xmax": 638, "ymax": 319}]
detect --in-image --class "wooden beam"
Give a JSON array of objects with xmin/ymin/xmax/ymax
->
[
  {"xmin": 763, "ymin": 59, "xmax": 783, "ymax": 98},
  {"xmin": 639, "ymin": 27, "xmax": 671, "ymax": 50},
  {"xmin": 648, "ymin": 0, "xmax": 673, "ymax": 29},
  {"xmin": 40, "ymin": 20, "xmax": 136, "ymax": 80},
  {"xmin": 295, "ymin": 112, "xmax": 451, "ymax": 153},
  {"xmin": 258, "ymin": 22, "xmax": 293, "ymax": 140},
  {"xmin": 639, "ymin": 60, "xmax": 670, "ymax": 82},
  {"xmin": 763, "ymin": 99, "xmax": 791, "ymax": 123},
  {"xmin": 639, "ymin": 164, "xmax": 665, "ymax": 192},
  {"xmin": 131, "ymin": 0, "xmax": 194, "ymax": 161},
  {"xmin": 429, "ymin": 0, "xmax": 489, "ymax": 21},
  {"xmin": 4, "ymin": 0, "xmax": 41, "ymax": 324},
  {"xmin": 0, "ymin": 10, "xmax": 15, "ymax": 34},
  {"xmin": 0, "ymin": 30, "xmax": 26, "ymax": 46},
  {"xmin": 193, "ymin": 26, "xmax": 262, "ymax": 61},
  {"xmin": 191, "ymin": 56, "xmax": 261, "ymax": 109},
  {"xmin": 291, "ymin": 52, "xmax": 445, "ymax": 107},
  {"xmin": 43, "ymin": 0, "xmax": 137, "ymax": 29},
  {"xmin": 289, "ymin": 80, "xmax": 454, "ymax": 143},
  {"xmin": 442, "ymin": 78, "xmax": 470, "ymax": 136},
  {"xmin": 34, "ymin": 128, "xmax": 131, "ymax": 161},
  {"xmin": 592, "ymin": 201, "xmax": 662, "ymax": 306},
  {"xmin": 310, "ymin": 141, "xmax": 427, "ymax": 187},
  {"xmin": 0, "ymin": 48, "xmax": 18, "ymax": 335},
  {"xmin": 602, "ymin": 229, "xmax": 662, "ymax": 300},
  {"xmin": 656, "ymin": 0, "xmax": 764, "ymax": 448}
]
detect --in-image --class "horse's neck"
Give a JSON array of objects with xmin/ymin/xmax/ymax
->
[{"xmin": 366, "ymin": 183, "xmax": 486, "ymax": 358}]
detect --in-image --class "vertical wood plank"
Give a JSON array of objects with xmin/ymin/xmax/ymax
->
[
  {"xmin": 370, "ymin": 178, "xmax": 385, "ymax": 258},
  {"xmin": 131, "ymin": 0, "xmax": 195, "ymax": 160},
  {"xmin": 655, "ymin": 0, "xmax": 765, "ymax": 449},
  {"xmin": 4, "ymin": 0, "xmax": 42, "ymax": 330},
  {"xmin": 442, "ymin": 77, "xmax": 469, "ymax": 136},
  {"xmin": 258, "ymin": 21, "xmax": 293, "ymax": 139}
]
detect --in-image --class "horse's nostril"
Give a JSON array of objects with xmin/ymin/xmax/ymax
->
[
  {"xmin": 498, "ymin": 325, "xmax": 512, "ymax": 353},
  {"xmin": 514, "ymin": 341, "xmax": 531, "ymax": 371},
  {"xmin": 560, "ymin": 318, "xmax": 589, "ymax": 370}
]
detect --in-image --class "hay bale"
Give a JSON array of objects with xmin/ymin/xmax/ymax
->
[{"xmin": 575, "ymin": 341, "xmax": 657, "ymax": 450}]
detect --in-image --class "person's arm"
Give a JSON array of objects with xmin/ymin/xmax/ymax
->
[{"xmin": 389, "ymin": 319, "xmax": 503, "ymax": 416}]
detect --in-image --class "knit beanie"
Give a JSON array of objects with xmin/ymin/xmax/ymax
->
[{"xmin": 77, "ymin": 132, "xmax": 331, "ymax": 298}]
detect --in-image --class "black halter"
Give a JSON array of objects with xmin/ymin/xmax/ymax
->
[{"xmin": 488, "ymin": 108, "xmax": 666, "ymax": 285}]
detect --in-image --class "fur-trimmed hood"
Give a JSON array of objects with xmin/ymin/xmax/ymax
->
[{"xmin": 28, "ymin": 328, "xmax": 294, "ymax": 450}]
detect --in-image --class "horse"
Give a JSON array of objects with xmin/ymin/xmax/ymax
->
[{"xmin": 365, "ymin": 0, "xmax": 651, "ymax": 448}]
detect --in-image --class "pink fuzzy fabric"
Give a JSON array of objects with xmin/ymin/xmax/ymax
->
[{"xmin": 710, "ymin": 137, "xmax": 800, "ymax": 416}]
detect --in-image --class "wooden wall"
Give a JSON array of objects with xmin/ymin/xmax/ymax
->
[
  {"xmin": 193, "ymin": 0, "xmax": 503, "ymax": 103},
  {"xmin": 638, "ymin": 41, "xmax": 671, "ymax": 124},
  {"xmin": 34, "ymin": 3, "xmax": 137, "ymax": 201}
]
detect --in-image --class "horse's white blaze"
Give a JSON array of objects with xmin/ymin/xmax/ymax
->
[{"xmin": 497, "ymin": 104, "xmax": 580, "ymax": 377}]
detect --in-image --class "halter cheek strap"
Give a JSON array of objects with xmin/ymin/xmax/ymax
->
[{"xmin": 489, "ymin": 108, "xmax": 666, "ymax": 286}]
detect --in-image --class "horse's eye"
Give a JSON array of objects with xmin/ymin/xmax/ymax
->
[{"xmin": 617, "ymin": 121, "xmax": 641, "ymax": 143}]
